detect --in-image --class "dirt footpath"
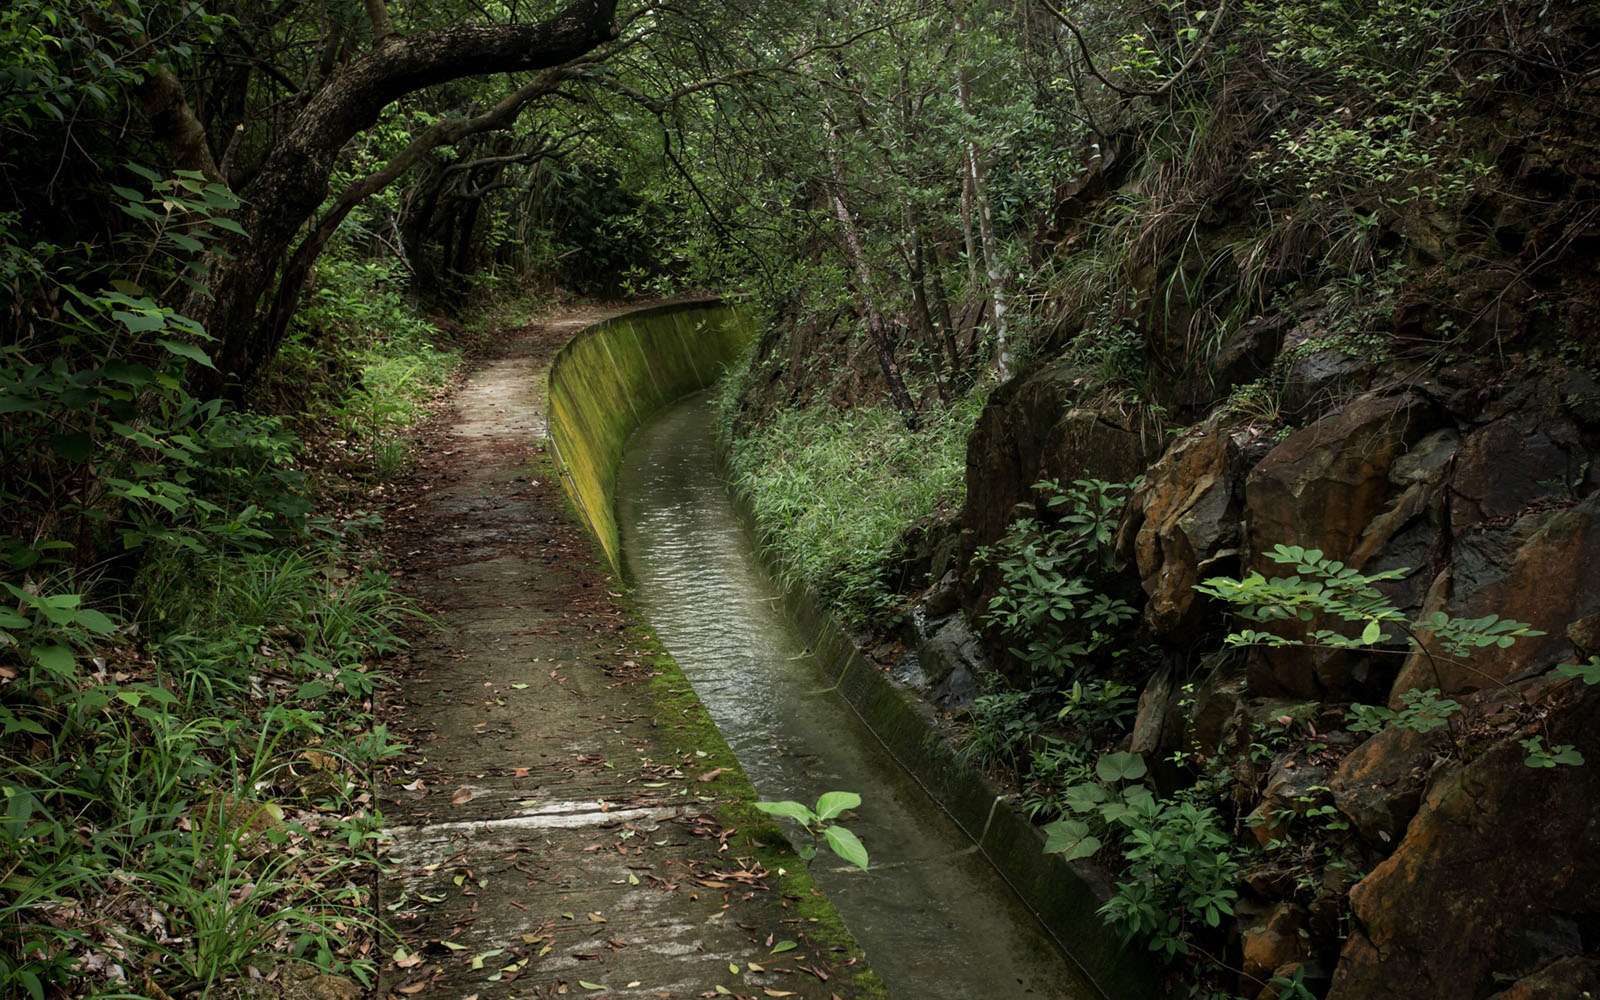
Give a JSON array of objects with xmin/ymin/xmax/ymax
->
[{"xmin": 375, "ymin": 308, "xmax": 877, "ymax": 1000}]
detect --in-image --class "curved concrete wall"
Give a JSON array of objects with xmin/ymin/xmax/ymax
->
[{"xmin": 547, "ymin": 300, "xmax": 758, "ymax": 571}]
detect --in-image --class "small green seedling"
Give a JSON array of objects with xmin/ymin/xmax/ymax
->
[{"xmin": 754, "ymin": 791, "xmax": 869, "ymax": 870}]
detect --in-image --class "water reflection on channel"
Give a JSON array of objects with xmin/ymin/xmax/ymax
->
[{"xmin": 617, "ymin": 393, "xmax": 1095, "ymax": 1000}]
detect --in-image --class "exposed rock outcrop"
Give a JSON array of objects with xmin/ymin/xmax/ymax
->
[
  {"xmin": 960, "ymin": 360, "xmax": 1155, "ymax": 572},
  {"xmin": 1119, "ymin": 415, "xmax": 1271, "ymax": 635},
  {"xmin": 1327, "ymin": 682, "xmax": 1600, "ymax": 1000},
  {"xmin": 1328, "ymin": 724, "xmax": 1442, "ymax": 847}
]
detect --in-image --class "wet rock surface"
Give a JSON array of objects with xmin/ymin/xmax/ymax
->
[
  {"xmin": 914, "ymin": 613, "xmax": 986, "ymax": 709},
  {"xmin": 1328, "ymin": 683, "xmax": 1600, "ymax": 1000}
]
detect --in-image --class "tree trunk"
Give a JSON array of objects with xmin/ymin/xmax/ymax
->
[
  {"xmin": 903, "ymin": 206, "xmax": 950, "ymax": 404},
  {"xmin": 823, "ymin": 122, "xmax": 919, "ymax": 426},
  {"xmin": 953, "ymin": 6, "xmax": 1014, "ymax": 381},
  {"xmin": 928, "ymin": 240, "xmax": 963, "ymax": 381},
  {"xmin": 164, "ymin": 0, "xmax": 618, "ymax": 396}
]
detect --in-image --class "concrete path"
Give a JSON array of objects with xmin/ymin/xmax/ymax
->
[{"xmin": 375, "ymin": 308, "xmax": 876, "ymax": 1000}]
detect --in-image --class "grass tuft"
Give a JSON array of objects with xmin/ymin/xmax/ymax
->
[{"xmin": 717, "ymin": 385, "xmax": 982, "ymax": 629}]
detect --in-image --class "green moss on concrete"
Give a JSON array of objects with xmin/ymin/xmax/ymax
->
[
  {"xmin": 634, "ymin": 621, "xmax": 887, "ymax": 1000},
  {"xmin": 544, "ymin": 302, "xmax": 882, "ymax": 998},
  {"xmin": 548, "ymin": 301, "xmax": 758, "ymax": 571}
]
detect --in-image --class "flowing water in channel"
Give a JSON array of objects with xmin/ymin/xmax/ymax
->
[{"xmin": 617, "ymin": 394, "xmax": 1097, "ymax": 1000}]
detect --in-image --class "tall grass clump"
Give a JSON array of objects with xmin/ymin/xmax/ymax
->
[
  {"xmin": 0, "ymin": 531, "xmax": 418, "ymax": 997},
  {"xmin": 721, "ymin": 392, "xmax": 982, "ymax": 628}
]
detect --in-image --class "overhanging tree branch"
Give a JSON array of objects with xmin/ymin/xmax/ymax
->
[
  {"xmin": 1035, "ymin": 0, "xmax": 1229, "ymax": 100},
  {"xmin": 258, "ymin": 67, "xmax": 582, "ymax": 375}
]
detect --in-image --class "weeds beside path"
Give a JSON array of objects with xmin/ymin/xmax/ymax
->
[{"xmin": 373, "ymin": 306, "xmax": 877, "ymax": 999}]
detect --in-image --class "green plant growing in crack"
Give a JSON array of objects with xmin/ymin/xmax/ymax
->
[
  {"xmin": 1043, "ymin": 750, "xmax": 1240, "ymax": 958},
  {"xmin": 754, "ymin": 791, "xmax": 869, "ymax": 870}
]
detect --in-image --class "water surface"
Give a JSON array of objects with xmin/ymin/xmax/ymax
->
[{"xmin": 618, "ymin": 394, "xmax": 1096, "ymax": 1000}]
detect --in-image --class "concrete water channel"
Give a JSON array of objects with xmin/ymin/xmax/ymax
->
[{"xmin": 616, "ymin": 394, "xmax": 1098, "ymax": 1000}]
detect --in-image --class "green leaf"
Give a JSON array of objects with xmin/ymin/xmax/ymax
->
[
  {"xmin": 32, "ymin": 644, "xmax": 74, "ymax": 677},
  {"xmin": 1043, "ymin": 818, "xmax": 1101, "ymax": 861},
  {"xmin": 753, "ymin": 800, "xmax": 817, "ymax": 826},
  {"xmin": 113, "ymin": 310, "xmax": 168, "ymax": 333},
  {"xmin": 76, "ymin": 608, "xmax": 117, "ymax": 635},
  {"xmin": 823, "ymin": 824, "xmax": 869, "ymax": 870},
  {"xmin": 471, "ymin": 948, "xmax": 504, "ymax": 969},
  {"xmin": 1361, "ymin": 619, "xmax": 1382, "ymax": 645},
  {"xmin": 1095, "ymin": 751, "xmax": 1148, "ymax": 783},
  {"xmin": 1556, "ymin": 658, "xmax": 1600, "ymax": 686},
  {"xmin": 769, "ymin": 940, "xmax": 798, "ymax": 954},
  {"xmin": 814, "ymin": 791, "xmax": 861, "ymax": 822},
  {"xmin": 157, "ymin": 339, "xmax": 216, "ymax": 369}
]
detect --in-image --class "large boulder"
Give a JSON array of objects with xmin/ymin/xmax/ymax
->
[
  {"xmin": 1119, "ymin": 415, "xmax": 1272, "ymax": 635},
  {"xmin": 1328, "ymin": 724, "xmax": 1443, "ymax": 847},
  {"xmin": 1240, "ymin": 902, "xmax": 1313, "ymax": 993},
  {"xmin": 1246, "ymin": 392, "xmax": 1438, "ymax": 570},
  {"xmin": 1487, "ymin": 956, "xmax": 1600, "ymax": 1000},
  {"xmin": 1326, "ymin": 681, "xmax": 1600, "ymax": 1000},
  {"xmin": 960, "ymin": 359, "xmax": 1156, "ymax": 559},
  {"xmin": 1448, "ymin": 370, "xmax": 1600, "ymax": 536},
  {"xmin": 1389, "ymin": 495, "xmax": 1600, "ymax": 702},
  {"xmin": 1244, "ymin": 392, "xmax": 1440, "ymax": 695}
]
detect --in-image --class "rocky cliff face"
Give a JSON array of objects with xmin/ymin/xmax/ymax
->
[
  {"xmin": 930, "ymin": 346, "xmax": 1600, "ymax": 996},
  {"xmin": 723, "ymin": 6, "xmax": 1600, "ymax": 995},
  {"xmin": 916, "ymin": 77, "xmax": 1600, "ymax": 999}
]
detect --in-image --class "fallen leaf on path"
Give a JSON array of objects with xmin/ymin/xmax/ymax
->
[
  {"xmin": 470, "ymin": 949, "xmax": 504, "ymax": 969},
  {"xmin": 451, "ymin": 786, "xmax": 474, "ymax": 806}
]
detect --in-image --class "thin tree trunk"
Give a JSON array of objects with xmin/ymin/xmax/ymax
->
[
  {"xmin": 928, "ymin": 240, "xmax": 962, "ymax": 378},
  {"xmin": 953, "ymin": 6, "xmax": 1014, "ymax": 380},
  {"xmin": 903, "ymin": 205, "xmax": 950, "ymax": 404},
  {"xmin": 823, "ymin": 122, "xmax": 919, "ymax": 426}
]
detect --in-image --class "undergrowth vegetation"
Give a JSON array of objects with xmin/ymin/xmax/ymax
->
[
  {"xmin": 716, "ymin": 383, "xmax": 983, "ymax": 629},
  {"xmin": 2, "ymin": 159, "xmax": 453, "ymax": 997},
  {"xmin": 268, "ymin": 255, "xmax": 463, "ymax": 479}
]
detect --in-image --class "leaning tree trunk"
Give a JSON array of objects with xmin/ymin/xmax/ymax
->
[
  {"xmin": 822, "ymin": 121, "xmax": 919, "ymax": 427},
  {"xmin": 168, "ymin": 0, "xmax": 618, "ymax": 397}
]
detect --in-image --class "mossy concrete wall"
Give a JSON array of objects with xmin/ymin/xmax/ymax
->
[{"xmin": 547, "ymin": 300, "xmax": 757, "ymax": 571}]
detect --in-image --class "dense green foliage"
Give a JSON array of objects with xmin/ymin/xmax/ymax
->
[{"xmin": 716, "ymin": 380, "xmax": 982, "ymax": 628}]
